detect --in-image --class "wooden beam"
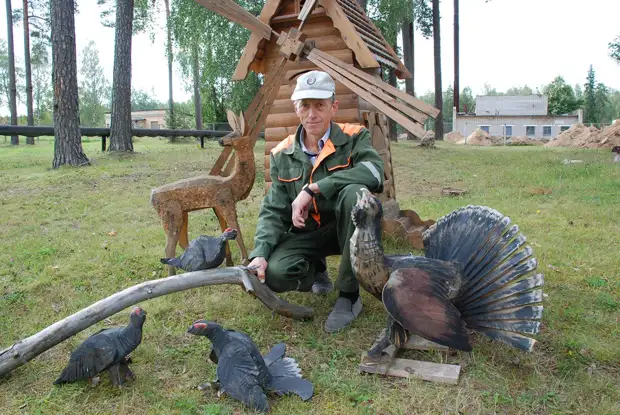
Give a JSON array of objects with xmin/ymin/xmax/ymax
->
[
  {"xmin": 298, "ymin": 0, "xmax": 319, "ymax": 27},
  {"xmin": 194, "ymin": 0, "xmax": 273, "ymax": 40},
  {"xmin": 308, "ymin": 52, "xmax": 426, "ymax": 138},
  {"xmin": 359, "ymin": 357, "xmax": 461, "ymax": 384},
  {"xmin": 309, "ymin": 51, "xmax": 427, "ymax": 125},
  {"xmin": 315, "ymin": 49, "xmax": 439, "ymax": 118}
]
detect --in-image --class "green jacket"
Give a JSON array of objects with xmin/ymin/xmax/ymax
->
[{"xmin": 249, "ymin": 122, "xmax": 385, "ymax": 260}]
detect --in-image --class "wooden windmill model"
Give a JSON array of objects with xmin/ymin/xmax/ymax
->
[{"xmin": 152, "ymin": 0, "xmax": 440, "ymax": 274}]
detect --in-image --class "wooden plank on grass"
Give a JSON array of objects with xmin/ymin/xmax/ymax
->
[{"xmin": 359, "ymin": 357, "xmax": 461, "ymax": 384}]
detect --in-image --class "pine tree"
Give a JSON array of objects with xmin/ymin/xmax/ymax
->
[{"xmin": 584, "ymin": 65, "xmax": 597, "ymax": 123}]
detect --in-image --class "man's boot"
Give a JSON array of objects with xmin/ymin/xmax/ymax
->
[{"xmin": 312, "ymin": 257, "xmax": 333, "ymax": 295}]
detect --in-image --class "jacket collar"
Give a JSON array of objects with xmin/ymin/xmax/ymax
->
[{"xmin": 282, "ymin": 122, "xmax": 348, "ymax": 164}]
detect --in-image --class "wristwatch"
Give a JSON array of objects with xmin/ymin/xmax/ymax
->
[{"xmin": 302, "ymin": 183, "xmax": 315, "ymax": 198}]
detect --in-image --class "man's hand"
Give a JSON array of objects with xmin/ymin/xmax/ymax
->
[
  {"xmin": 291, "ymin": 190, "xmax": 313, "ymax": 228},
  {"xmin": 247, "ymin": 256, "xmax": 268, "ymax": 283}
]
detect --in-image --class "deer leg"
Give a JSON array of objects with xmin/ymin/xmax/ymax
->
[
  {"xmin": 214, "ymin": 207, "xmax": 233, "ymax": 267},
  {"xmin": 219, "ymin": 202, "xmax": 249, "ymax": 266},
  {"xmin": 179, "ymin": 211, "xmax": 189, "ymax": 250},
  {"xmin": 163, "ymin": 202, "xmax": 184, "ymax": 276}
]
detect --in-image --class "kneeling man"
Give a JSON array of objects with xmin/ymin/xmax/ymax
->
[{"xmin": 248, "ymin": 70, "xmax": 384, "ymax": 332}]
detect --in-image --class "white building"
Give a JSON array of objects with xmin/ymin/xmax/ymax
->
[{"xmin": 453, "ymin": 95, "xmax": 582, "ymax": 139}]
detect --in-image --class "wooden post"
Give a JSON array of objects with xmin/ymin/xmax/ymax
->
[
  {"xmin": 101, "ymin": 135, "xmax": 107, "ymax": 151},
  {"xmin": 200, "ymin": 135, "xmax": 205, "ymax": 148}
]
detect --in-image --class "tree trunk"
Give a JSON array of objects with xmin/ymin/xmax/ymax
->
[
  {"xmin": 109, "ymin": 0, "xmax": 134, "ymax": 152},
  {"xmin": 51, "ymin": 0, "xmax": 90, "ymax": 168},
  {"xmin": 192, "ymin": 43, "xmax": 203, "ymax": 130},
  {"xmin": 0, "ymin": 267, "xmax": 313, "ymax": 378},
  {"xmin": 165, "ymin": 0, "xmax": 175, "ymax": 130},
  {"xmin": 430, "ymin": 0, "xmax": 442, "ymax": 145},
  {"xmin": 402, "ymin": 20, "xmax": 416, "ymax": 140},
  {"xmin": 23, "ymin": 0, "xmax": 34, "ymax": 144},
  {"xmin": 5, "ymin": 0, "xmax": 19, "ymax": 145},
  {"xmin": 453, "ymin": 0, "xmax": 459, "ymax": 114}
]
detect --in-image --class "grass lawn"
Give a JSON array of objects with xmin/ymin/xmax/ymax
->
[{"xmin": 0, "ymin": 137, "xmax": 619, "ymax": 414}]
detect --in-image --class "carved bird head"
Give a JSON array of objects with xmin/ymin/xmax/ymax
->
[
  {"xmin": 187, "ymin": 319, "xmax": 222, "ymax": 336},
  {"xmin": 351, "ymin": 188, "xmax": 383, "ymax": 229},
  {"xmin": 222, "ymin": 228, "xmax": 238, "ymax": 240},
  {"xmin": 129, "ymin": 306, "xmax": 147, "ymax": 326}
]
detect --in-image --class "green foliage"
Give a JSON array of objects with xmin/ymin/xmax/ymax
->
[
  {"xmin": 367, "ymin": 0, "xmax": 432, "ymax": 47},
  {"xmin": 542, "ymin": 76, "xmax": 580, "ymax": 115},
  {"xmin": 131, "ymin": 87, "xmax": 164, "ymax": 111},
  {"xmin": 78, "ymin": 41, "xmax": 108, "ymax": 127},
  {"xmin": 584, "ymin": 65, "xmax": 597, "ymax": 123},
  {"xmin": 96, "ymin": 0, "xmax": 155, "ymax": 35},
  {"xmin": 0, "ymin": 38, "xmax": 25, "ymax": 107},
  {"xmin": 170, "ymin": 0, "xmax": 262, "ymax": 123},
  {"xmin": 608, "ymin": 34, "xmax": 620, "ymax": 65},
  {"xmin": 31, "ymin": 40, "xmax": 52, "ymax": 125},
  {"xmin": 505, "ymin": 85, "xmax": 533, "ymax": 96},
  {"xmin": 461, "ymin": 86, "xmax": 476, "ymax": 113}
]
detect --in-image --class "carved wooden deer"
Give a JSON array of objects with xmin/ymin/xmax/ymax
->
[{"xmin": 150, "ymin": 112, "xmax": 254, "ymax": 275}]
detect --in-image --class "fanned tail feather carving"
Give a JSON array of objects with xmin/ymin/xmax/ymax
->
[{"xmin": 423, "ymin": 206, "xmax": 544, "ymax": 352}]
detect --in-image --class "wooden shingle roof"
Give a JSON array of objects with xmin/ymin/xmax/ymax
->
[{"xmin": 232, "ymin": 0, "xmax": 412, "ymax": 81}]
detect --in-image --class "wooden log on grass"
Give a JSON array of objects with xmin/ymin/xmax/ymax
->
[{"xmin": 0, "ymin": 267, "xmax": 313, "ymax": 378}]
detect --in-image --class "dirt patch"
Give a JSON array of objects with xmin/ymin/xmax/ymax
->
[
  {"xmin": 544, "ymin": 123, "xmax": 601, "ymax": 148},
  {"xmin": 444, "ymin": 131, "xmax": 464, "ymax": 143},
  {"xmin": 596, "ymin": 120, "xmax": 620, "ymax": 148},
  {"xmin": 509, "ymin": 136, "xmax": 544, "ymax": 146}
]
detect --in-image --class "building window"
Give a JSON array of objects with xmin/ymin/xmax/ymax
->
[
  {"xmin": 504, "ymin": 126, "xmax": 513, "ymax": 136},
  {"xmin": 543, "ymin": 126, "xmax": 552, "ymax": 137},
  {"xmin": 525, "ymin": 126, "xmax": 536, "ymax": 137},
  {"xmin": 479, "ymin": 125, "xmax": 490, "ymax": 134},
  {"xmin": 560, "ymin": 126, "xmax": 570, "ymax": 132},
  {"xmin": 151, "ymin": 121, "xmax": 159, "ymax": 129}
]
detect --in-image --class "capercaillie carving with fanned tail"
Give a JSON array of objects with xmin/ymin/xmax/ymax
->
[{"xmin": 350, "ymin": 188, "xmax": 544, "ymax": 358}]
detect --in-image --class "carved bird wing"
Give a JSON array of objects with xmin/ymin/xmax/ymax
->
[{"xmin": 382, "ymin": 267, "xmax": 472, "ymax": 351}]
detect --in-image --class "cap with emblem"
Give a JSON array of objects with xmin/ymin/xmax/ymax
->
[{"xmin": 291, "ymin": 70, "xmax": 336, "ymax": 101}]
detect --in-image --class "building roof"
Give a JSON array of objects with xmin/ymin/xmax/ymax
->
[
  {"xmin": 475, "ymin": 95, "xmax": 548, "ymax": 116},
  {"xmin": 232, "ymin": 0, "xmax": 411, "ymax": 81}
]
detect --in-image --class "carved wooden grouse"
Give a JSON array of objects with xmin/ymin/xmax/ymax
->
[
  {"xmin": 188, "ymin": 320, "xmax": 313, "ymax": 413},
  {"xmin": 349, "ymin": 188, "xmax": 544, "ymax": 356},
  {"xmin": 54, "ymin": 307, "xmax": 147, "ymax": 387},
  {"xmin": 160, "ymin": 228, "xmax": 238, "ymax": 271}
]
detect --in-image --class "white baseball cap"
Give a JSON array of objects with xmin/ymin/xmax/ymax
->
[{"xmin": 291, "ymin": 70, "xmax": 336, "ymax": 101}]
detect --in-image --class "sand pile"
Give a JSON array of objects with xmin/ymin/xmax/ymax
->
[
  {"xmin": 444, "ymin": 131, "xmax": 464, "ymax": 143},
  {"xmin": 544, "ymin": 123, "xmax": 600, "ymax": 148},
  {"xmin": 595, "ymin": 120, "xmax": 620, "ymax": 148},
  {"xmin": 465, "ymin": 128, "xmax": 496, "ymax": 146},
  {"xmin": 509, "ymin": 136, "xmax": 544, "ymax": 146}
]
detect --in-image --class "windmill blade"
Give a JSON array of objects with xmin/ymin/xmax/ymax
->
[
  {"xmin": 298, "ymin": 0, "xmax": 319, "ymax": 28},
  {"xmin": 306, "ymin": 48, "xmax": 439, "ymax": 138},
  {"xmin": 194, "ymin": 0, "xmax": 274, "ymax": 40}
]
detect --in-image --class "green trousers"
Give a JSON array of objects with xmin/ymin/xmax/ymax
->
[{"xmin": 265, "ymin": 184, "xmax": 365, "ymax": 293}]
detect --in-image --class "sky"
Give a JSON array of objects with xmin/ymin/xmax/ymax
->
[{"xmin": 0, "ymin": 0, "xmax": 619, "ymax": 116}]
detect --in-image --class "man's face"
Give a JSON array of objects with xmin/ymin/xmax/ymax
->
[{"xmin": 295, "ymin": 98, "xmax": 339, "ymax": 138}]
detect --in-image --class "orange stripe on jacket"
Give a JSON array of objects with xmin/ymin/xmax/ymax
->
[
  {"xmin": 270, "ymin": 135, "xmax": 295, "ymax": 155},
  {"xmin": 336, "ymin": 123, "xmax": 364, "ymax": 136}
]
